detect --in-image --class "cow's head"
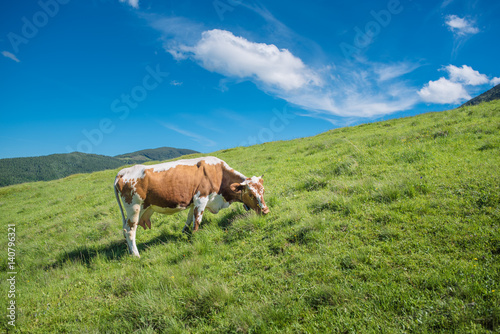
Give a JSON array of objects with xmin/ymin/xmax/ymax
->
[{"xmin": 231, "ymin": 176, "xmax": 270, "ymax": 215}]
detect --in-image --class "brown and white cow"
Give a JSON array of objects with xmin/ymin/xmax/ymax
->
[{"xmin": 114, "ymin": 156, "xmax": 269, "ymax": 257}]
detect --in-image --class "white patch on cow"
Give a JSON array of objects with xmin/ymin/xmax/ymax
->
[
  {"xmin": 193, "ymin": 191, "xmax": 209, "ymax": 208},
  {"xmin": 151, "ymin": 156, "xmax": 223, "ymax": 173},
  {"xmin": 116, "ymin": 165, "xmax": 147, "ymax": 200},
  {"xmin": 192, "ymin": 192, "xmax": 209, "ymax": 215},
  {"xmin": 132, "ymin": 190, "xmax": 145, "ymax": 203},
  {"xmin": 206, "ymin": 193, "xmax": 230, "ymax": 214},
  {"xmin": 249, "ymin": 176, "xmax": 261, "ymax": 184},
  {"xmin": 118, "ymin": 164, "xmax": 147, "ymax": 181},
  {"xmin": 192, "ymin": 191, "xmax": 209, "ymax": 229}
]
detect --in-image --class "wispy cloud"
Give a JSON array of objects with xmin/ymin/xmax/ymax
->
[
  {"xmin": 159, "ymin": 122, "xmax": 216, "ymax": 147},
  {"xmin": 282, "ymin": 61, "xmax": 419, "ymax": 118},
  {"xmin": 2, "ymin": 51, "xmax": 20, "ymax": 63},
  {"xmin": 147, "ymin": 15, "xmax": 204, "ymax": 60},
  {"xmin": 444, "ymin": 15, "xmax": 480, "ymax": 57},
  {"xmin": 170, "ymin": 80, "xmax": 183, "ymax": 86},
  {"xmin": 445, "ymin": 15, "xmax": 479, "ymax": 36},
  {"xmin": 119, "ymin": 0, "xmax": 139, "ymax": 9},
  {"xmin": 373, "ymin": 62, "xmax": 422, "ymax": 82},
  {"xmin": 491, "ymin": 77, "xmax": 500, "ymax": 86},
  {"xmin": 441, "ymin": 0, "xmax": 455, "ymax": 8}
]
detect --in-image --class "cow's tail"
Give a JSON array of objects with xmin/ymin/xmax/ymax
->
[{"xmin": 114, "ymin": 176, "xmax": 126, "ymax": 226}]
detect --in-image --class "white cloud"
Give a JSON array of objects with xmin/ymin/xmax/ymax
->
[
  {"xmin": 444, "ymin": 64, "xmax": 489, "ymax": 85},
  {"xmin": 119, "ymin": 0, "xmax": 139, "ymax": 9},
  {"xmin": 183, "ymin": 29, "xmax": 322, "ymax": 91},
  {"xmin": 160, "ymin": 27, "xmax": 419, "ymax": 117},
  {"xmin": 418, "ymin": 77, "xmax": 470, "ymax": 104},
  {"xmin": 490, "ymin": 77, "xmax": 500, "ymax": 86},
  {"xmin": 418, "ymin": 64, "xmax": 497, "ymax": 105},
  {"xmin": 2, "ymin": 51, "xmax": 20, "ymax": 63},
  {"xmin": 445, "ymin": 15, "xmax": 479, "ymax": 36}
]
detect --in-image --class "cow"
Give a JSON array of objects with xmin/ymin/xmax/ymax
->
[{"xmin": 114, "ymin": 156, "xmax": 269, "ymax": 257}]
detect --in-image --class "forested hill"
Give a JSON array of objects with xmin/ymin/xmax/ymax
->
[
  {"xmin": 0, "ymin": 147, "xmax": 198, "ymax": 187},
  {"xmin": 114, "ymin": 147, "xmax": 199, "ymax": 163}
]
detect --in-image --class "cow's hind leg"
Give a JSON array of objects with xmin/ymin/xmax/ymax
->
[{"xmin": 123, "ymin": 204, "xmax": 141, "ymax": 257}]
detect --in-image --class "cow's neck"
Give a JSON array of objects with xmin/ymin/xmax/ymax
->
[{"xmin": 221, "ymin": 167, "xmax": 246, "ymax": 203}]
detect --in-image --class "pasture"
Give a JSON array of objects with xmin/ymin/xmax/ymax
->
[{"xmin": 1, "ymin": 101, "xmax": 499, "ymax": 333}]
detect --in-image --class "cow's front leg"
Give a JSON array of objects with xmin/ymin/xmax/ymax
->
[
  {"xmin": 192, "ymin": 194, "xmax": 209, "ymax": 232},
  {"xmin": 182, "ymin": 206, "xmax": 194, "ymax": 233}
]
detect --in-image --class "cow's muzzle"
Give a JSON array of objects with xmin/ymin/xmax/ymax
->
[{"xmin": 260, "ymin": 206, "xmax": 270, "ymax": 215}]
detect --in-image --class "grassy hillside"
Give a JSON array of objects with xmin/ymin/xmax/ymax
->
[
  {"xmin": 0, "ymin": 147, "xmax": 198, "ymax": 187},
  {"xmin": 1, "ymin": 101, "xmax": 499, "ymax": 333}
]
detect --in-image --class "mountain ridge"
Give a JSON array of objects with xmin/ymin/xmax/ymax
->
[
  {"xmin": 462, "ymin": 83, "xmax": 500, "ymax": 107},
  {"xmin": 0, "ymin": 147, "xmax": 199, "ymax": 187},
  {"xmin": 114, "ymin": 147, "xmax": 198, "ymax": 163}
]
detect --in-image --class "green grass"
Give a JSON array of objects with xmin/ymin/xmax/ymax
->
[{"xmin": 1, "ymin": 101, "xmax": 499, "ymax": 333}]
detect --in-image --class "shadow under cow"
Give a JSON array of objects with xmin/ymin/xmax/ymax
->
[
  {"xmin": 46, "ymin": 209, "xmax": 248, "ymax": 269},
  {"xmin": 47, "ymin": 229, "xmax": 188, "ymax": 269}
]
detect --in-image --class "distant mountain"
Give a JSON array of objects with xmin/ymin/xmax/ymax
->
[
  {"xmin": 115, "ymin": 147, "xmax": 199, "ymax": 164},
  {"xmin": 0, "ymin": 147, "xmax": 199, "ymax": 187},
  {"xmin": 461, "ymin": 84, "xmax": 500, "ymax": 107}
]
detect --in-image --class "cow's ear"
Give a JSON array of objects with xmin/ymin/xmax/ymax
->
[
  {"xmin": 230, "ymin": 183, "xmax": 244, "ymax": 193},
  {"xmin": 259, "ymin": 175, "xmax": 264, "ymax": 185}
]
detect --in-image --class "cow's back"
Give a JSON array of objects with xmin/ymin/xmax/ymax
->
[{"xmin": 140, "ymin": 158, "xmax": 224, "ymax": 209}]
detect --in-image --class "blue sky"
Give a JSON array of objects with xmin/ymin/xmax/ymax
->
[{"xmin": 1, "ymin": 0, "xmax": 499, "ymax": 159}]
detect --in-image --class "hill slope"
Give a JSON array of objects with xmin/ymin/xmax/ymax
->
[
  {"xmin": 1, "ymin": 102, "xmax": 499, "ymax": 333},
  {"xmin": 462, "ymin": 83, "xmax": 500, "ymax": 107},
  {"xmin": 0, "ymin": 147, "xmax": 198, "ymax": 187}
]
